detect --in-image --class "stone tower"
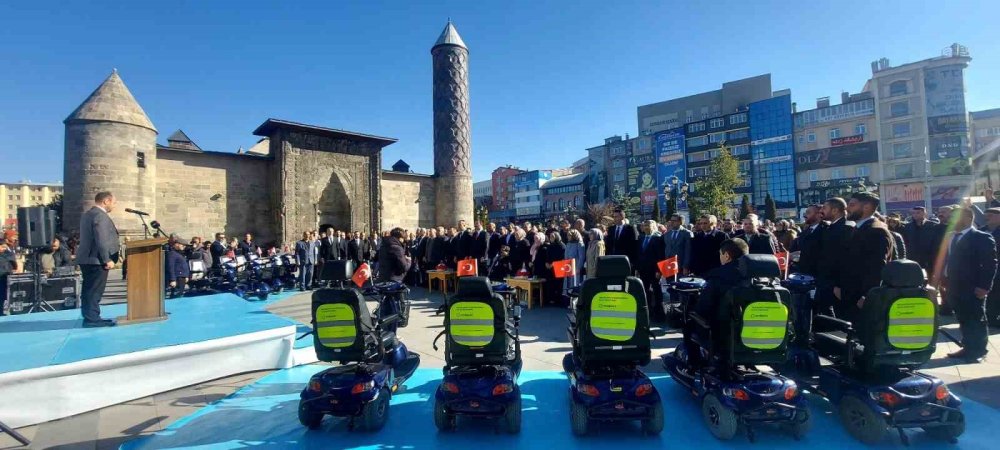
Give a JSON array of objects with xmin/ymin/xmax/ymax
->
[
  {"xmin": 432, "ymin": 21, "xmax": 474, "ymax": 227},
  {"xmin": 64, "ymin": 70, "xmax": 158, "ymax": 235}
]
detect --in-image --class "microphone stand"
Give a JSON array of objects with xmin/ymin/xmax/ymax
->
[{"xmin": 131, "ymin": 212, "xmax": 152, "ymax": 239}]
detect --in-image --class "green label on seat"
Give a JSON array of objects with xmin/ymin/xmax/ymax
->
[
  {"xmin": 590, "ymin": 291, "xmax": 637, "ymax": 342},
  {"xmin": 741, "ymin": 302, "xmax": 788, "ymax": 349},
  {"xmin": 450, "ymin": 301, "xmax": 494, "ymax": 347},
  {"xmin": 888, "ymin": 297, "xmax": 935, "ymax": 350},
  {"xmin": 316, "ymin": 303, "xmax": 356, "ymax": 348}
]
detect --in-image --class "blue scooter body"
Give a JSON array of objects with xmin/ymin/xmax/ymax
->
[{"xmin": 563, "ymin": 354, "xmax": 661, "ymax": 422}]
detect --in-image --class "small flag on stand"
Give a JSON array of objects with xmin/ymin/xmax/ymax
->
[
  {"xmin": 552, "ymin": 259, "xmax": 576, "ymax": 279},
  {"xmin": 774, "ymin": 252, "xmax": 789, "ymax": 277},
  {"xmin": 352, "ymin": 263, "xmax": 371, "ymax": 288},
  {"xmin": 457, "ymin": 258, "xmax": 478, "ymax": 277},
  {"xmin": 657, "ymin": 256, "xmax": 679, "ymax": 279}
]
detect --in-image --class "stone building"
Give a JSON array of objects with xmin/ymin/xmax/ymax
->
[{"xmin": 62, "ymin": 22, "xmax": 473, "ymax": 246}]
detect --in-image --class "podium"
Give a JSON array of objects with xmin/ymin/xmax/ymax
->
[{"xmin": 119, "ymin": 237, "xmax": 169, "ymax": 324}]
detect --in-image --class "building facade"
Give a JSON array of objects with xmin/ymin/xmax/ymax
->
[
  {"xmin": 971, "ymin": 108, "xmax": 1000, "ymax": 192},
  {"xmin": 868, "ymin": 44, "xmax": 973, "ymax": 214},
  {"xmin": 541, "ymin": 172, "xmax": 587, "ymax": 220},
  {"xmin": 793, "ymin": 92, "xmax": 880, "ymax": 209},
  {"xmin": 513, "ymin": 170, "xmax": 552, "ymax": 221},
  {"xmin": 473, "ymin": 179, "xmax": 493, "ymax": 209},
  {"xmin": 606, "ymin": 136, "xmax": 630, "ymax": 198},
  {"xmin": 637, "ymin": 74, "xmax": 773, "ymax": 136},
  {"xmin": 684, "ymin": 108, "xmax": 753, "ymax": 206},
  {"xmin": 489, "ymin": 166, "xmax": 523, "ymax": 223},
  {"xmin": 0, "ymin": 181, "xmax": 63, "ymax": 229}
]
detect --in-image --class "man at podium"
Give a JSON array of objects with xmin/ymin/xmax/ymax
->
[{"xmin": 77, "ymin": 191, "xmax": 120, "ymax": 328}]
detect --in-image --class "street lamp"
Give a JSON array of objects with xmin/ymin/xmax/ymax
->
[{"xmin": 662, "ymin": 175, "xmax": 689, "ymax": 203}]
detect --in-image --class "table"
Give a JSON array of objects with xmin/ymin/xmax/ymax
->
[
  {"xmin": 427, "ymin": 270, "xmax": 457, "ymax": 296},
  {"xmin": 505, "ymin": 277, "xmax": 545, "ymax": 309}
]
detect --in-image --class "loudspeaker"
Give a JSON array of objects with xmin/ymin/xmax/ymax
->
[
  {"xmin": 320, "ymin": 259, "xmax": 355, "ymax": 282},
  {"xmin": 16, "ymin": 207, "xmax": 57, "ymax": 248}
]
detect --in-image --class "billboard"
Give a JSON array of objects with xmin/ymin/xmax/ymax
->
[
  {"xmin": 883, "ymin": 182, "xmax": 925, "ymax": 211},
  {"xmin": 930, "ymin": 185, "xmax": 965, "ymax": 208},
  {"xmin": 924, "ymin": 64, "xmax": 971, "ymax": 179},
  {"xmin": 655, "ymin": 129, "xmax": 687, "ymax": 211},
  {"xmin": 924, "ymin": 65, "xmax": 966, "ymax": 118},
  {"xmin": 830, "ymin": 135, "xmax": 864, "ymax": 146},
  {"xmin": 796, "ymin": 141, "xmax": 878, "ymax": 170},
  {"xmin": 627, "ymin": 153, "xmax": 656, "ymax": 215}
]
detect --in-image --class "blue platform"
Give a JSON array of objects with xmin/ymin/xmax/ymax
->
[
  {"xmin": 0, "ymin": 293, "xmax": 299, "ymax": 374},
  {"xmin": 122, "ymin": 365, "xmax": 997, "ymax": 450}
]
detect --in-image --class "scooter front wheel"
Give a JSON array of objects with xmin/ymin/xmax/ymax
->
[
  {"xmin": 702, "ymin": 394, "xmax": 738, "ymax": 440},
  {"xmin": 839, "ymin": 395, "xmax": 887, "ymax": 444},
  {"xmin": 361, "ymin": 387, "xmax": 390, "ymax": 432},
  {"xmin": 504, "ymin": 388, "xmax": 522, "ymax": 434},
  {"xmin": 298, "ymin": 402, "xmax": 323, "ymax": 430},
  {"xmin": 434, "ymin": 397, "xmax": 456, "ymax": 431}
]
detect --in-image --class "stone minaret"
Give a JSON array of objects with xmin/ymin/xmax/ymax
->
[
  {"xmin": 64, "ymin": 70, "xmax": 158, "ymax": 235},
  {"xmin": 432, "ymin": 21, "xmax": 473, "ymax": 227}
]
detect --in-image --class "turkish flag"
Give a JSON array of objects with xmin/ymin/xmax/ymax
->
[
  {"xmin": 552, "ymin": 259, "xmax": 576, "ymax": 279},
  {"xmin": 774, "ymin": 252, "xmax": 788, "ymax": 274},
  {"xmin": 457, "ymin": 258, "xmax": 478, "ymax": 277},
  {"xmin": 657, "ymin": 256, "xmax": 679, "ymax": 278},
  {"xmin": 352, "ymin": 263, "xmax": 372, "ymax": 288}
]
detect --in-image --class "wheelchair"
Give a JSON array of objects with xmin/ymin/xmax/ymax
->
[
  {"xmin": 431, "ymin": 276, "xmax": 523, "ymax": 433},
  {"xmin": 799, "ymin": 259, "xmax": 964, "ymax": 444},
  {"xmin": 297, "ymin": 287, "xmax": 420, "ymax": 432},
  {"xmin": 563, "ymin": 256, "xmax": 663, "ymax": 436},
  {"xmin": 661, "ymin": 254, "xmax": 810, "ymax": 441}
]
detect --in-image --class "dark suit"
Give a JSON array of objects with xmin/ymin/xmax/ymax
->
[
  {"xmin": 984, "ymin": 226, "xmax": 1000, "ymax": 326},
  {"xmin": 689, "ymin": 230, "xmax": 726, "ymax": 276},
  {"xmin": 605, "ymin": 223, "xmax": 639, "ymax": 268},
  {"xmin": 739, "ymin": 230, "xmax": 777, "ymax": 255},
  {"xmin": 471, "ymin": 230, "xmax": 488, "ymax": 260},
  {"xmin": 792, "ymin": 222, "xmax": 826, "ymax": 277},
  {"xmin": 841, "ymin": 217, "xmax": 894, "ymax": 322},
  {"xmin": 663, "ymin": 227, "xmax": 693, "ymax": 272},
  {"xmin": 695, "ymin": 261, "xmax": 742, "ymax": 319},
  {"xmin": 637, "ymin": 233, "xmax": 667, "ymax": 318},
  {"xmin": 890, "ymin": 231, "xmax": 907, "ymax": 260},
  {"xmin": 77, "ymin": 206, "xmax": 120, "ymax": 322},
  {"xmin": 511, "ymin": 238, "xmax": 531, "ymax": 273},
  {"xmin": 815, "ymin": 218, "xmax": 854, "ymax": 316},
  {"xmin": 430, "ymin": 236, "xmax": 448, "ymax": 266},
  {"xmin": 945, "ymin": 228, "xmax": 997, "ymax": 355},
  {"xmin": 348, "ymin": 239, "xmax": 364, "ymax": 266},
  {"xmin": 210, "ymin": 240, "xmax": 226, "ymax": 269},
  {"xmin": 487, "ymin": 232, "xmax": 503, "ymax": 260},
  {"xmin": 238, "ymin": 240, "xmax": 257, "ymax": 257},
  {"xmin": 903, "ymin": 220, "xmax": 941, "ymax": 272}
]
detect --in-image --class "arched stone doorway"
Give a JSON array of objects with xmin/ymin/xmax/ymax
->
[{"xmin": 317, "ymin": 168, "xmax": 353, "ymax": 231}]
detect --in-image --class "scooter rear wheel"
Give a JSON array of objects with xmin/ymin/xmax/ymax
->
[
  {"xmin": 298, "ymin": 403, "xmax": 323, "ymax": 430},
  {"xmin": 434, "ymin": 397, "xmax": 456, "ymax": 431},
  {"xmin": 839, "ymin": 395, "xmax": 887, "ymax": 444},
  {"xmin": 361, "ymin": 387, "xmax": 390, "ymax": 432},
  {"xmin": 642, "ymin": 402, "xmax": 664, "ymax": 435},
  {"xmin": 570, "ymin": 400, "xmax": 589, "ymax": 436},
  {"xmin": 702, "ymin": 394, "xmax": 738, "ymax": 440},
  {"xmin": 504, "ymin": 388, "xmax": 522, "ymax": 434}
]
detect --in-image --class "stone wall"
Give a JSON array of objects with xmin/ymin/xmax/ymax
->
[
  {"xmin": 63, "ymin": 121, "xmax": 157, "ymax": 235},
  {"xmin": 155, "ymin": 148, "xmax": 276, "ymax": 244},
  {"xmin": 381, "ymin": 171, "xmax": 436, "ymax": 230}
]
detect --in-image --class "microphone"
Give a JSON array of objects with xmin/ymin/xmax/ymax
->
[{"xmin": 125, "ymin": 208, "xmax": 150, "ymax": 216}]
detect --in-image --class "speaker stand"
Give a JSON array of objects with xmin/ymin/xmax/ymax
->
[
  {"xmin": 0, "ymin": 420, "xmax": 30, "ymax": 447},
  {"xmin": 25, "ymin": 251, "xmax": 55, "ymax": 314}
]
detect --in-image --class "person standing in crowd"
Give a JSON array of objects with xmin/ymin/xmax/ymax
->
[
  {"xmin": 574, "ymin": 218, "xmax": 589, "ymax": 246},
  {"xmin": 774, "ymin": 220, "xmax": 797, "ymax": 252},
  {"xmin": 982, "ymin": 208, "xmax": 1000, "ymax": 327},
  {"xmin": 472, "ymin": 222, "xmax": 489, "ymax": 275},
  {"xmin": 543, "ymin": 231, "xmax": 566, "ymax": 304},
  {"xmin": 903, "ymin": 206, "xmax": 940, "ymax": 274},
  {"xmin": 239, "ymin": 233, "xmax": 258, "ymax": 257},
  {"xmin": 366, "ymin": 233, "xmax": 379, "ymax": 261},
  {"xmin": 453, "ymin": 220, "xmax": 471, "ymax": 264},
  {"xmin": 504, "ymin": 223, "xmax": 517, "ymax": 249},
  {"xmin": 425, "ymin": 228, "xmax": 439, "ymax": 267},
  {"xmin": 187, "ymin": 236, "xmax": 212, "ymax": 270},
  {"xmin": 431, "ymin": 226, "xmax": 449, "ymax": 267},
  {"xmin": 412, "ymin": 228, "xmax": 428, "ymax": 283},
  {"xmin": 942, "ymin": 207, "xmax": 997, "ymax": 362},
  {"xmin": 637, "ymin": 220, "xmax": 666, "ymax": 322},
  {"xmin": 165, "ymin": 235, "xmax": 190, "ymax": 297},
  {"xmin": 328, "ymin": 229, "xmax": 345, "ymax": 261},
  {"xmin": 294, "ymin": 232, "xmax": 315, "ymax": 291},
  {"xmin": 509, "ymin": 228, "xmax": 530, "ymax": 274},
  {"xmin": 529, "ymin": 232, "xmax": 546, "ymax": 278},
  {"xmin": 319, "ymin": 228, "xmax": 333, "ymax": 265},
  {"xmin": 50, "ymin": 236, "xmax": 73, "ymax": 269},
  {"xmin": 585, "ymin": 228, "xmax": 606, "ymax": 279},
  {"xmin": 376, "ymin": 228, "xmax": 411, "ymax": 283},
  {"xmin": 444, "ymin": 227, "xmax": 459, "ymax": 268},
  {"xmin": 558, "ymin": 219, "xmax": 571, "ymax": 243},
  {"xmin": 839, "ymin": 192, "xmax": 894, "ymax": 323},
  {"xmin": 225, "ymin": 237, "xmax": 239, "ymax": 259},
  {"xmin": 663, "ymin": 214, "xmax": 693, "ymax": 275},
  {"xmin": 738, "ymin": 214, "xmax": 778, "ymax": 254},
  {"xmin": 690, "ymin": 215, "xmax": 726, "ymax": 276},
  {"xmin": 791, "ymin": 204, "xmax": 826, "ymax": 277},
  {"xmin": 816, "ymin": 198, "xmax": 854, "ymax": 317},
  {"xmin": 0, "ymin": 239, "xmax": 21, "ymax": 314},
  {"xmin": 563, "ymin": 229, "xmax": 586, "ymax": 292},
  {"xmin": 487, "ymin": 222, "xmax": 503, "ymax": 262},
  {"xmin": 347, "ymin": 231, "xmax": 363, "ymax": 267},
  {"xmin": 488, "ymin": 245, "xmax": 513, "ymax": 282},
  {"xmin": 523, "ymin": 221, "xmax": 536, "ymax": 246},
  {"xmin": 77, "ymin": 191, "xmax": 120, "ymax": 327},
  {"xmin": 885, "ymin": 215, "xmax": 908, "ymax": 260},
  {"xmin": 720, "ymin": 219, "xmax": 736, "ymax": 238},
  {"xmin": 210, "ymin": 232, "xmax": 226, "ymax": 270},
  {"xmin": 606, "ymin": 209, "xmax": 639, "ymax": 266}
]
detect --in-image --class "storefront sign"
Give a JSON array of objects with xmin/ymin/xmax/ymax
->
[
  {"xmin": 809, "ymin": 177, "xmax": 869, "ymax": 189},
  {"xmin": 757, "ymin": 155, "xmax": 792, "ymax": 165},
  {"xmin": 751, "ymin": 134, "xmax": 791, "ymax": 146},
  {"xmin": 796, "ymin": 141, "xmax": 878, "ymax": 170},
  {"xmin": 655, "ymin": 129, "xmax": 688, "ymax": 211},
  {"xmin": 830, "ymin": 135, "xmax": 864, "ymax": 146}
]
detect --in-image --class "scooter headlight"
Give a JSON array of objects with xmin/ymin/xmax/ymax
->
[
  {"xmin": 308, "ymin": 379, "xmax": 323, "ymax": 393},
  {"xmin": 723, "ymin": 387, "xmax": 750, "ymax": 401},
  {"xmin": 935, "ymin": 385, "xmax": 951, "ymax": 403}
]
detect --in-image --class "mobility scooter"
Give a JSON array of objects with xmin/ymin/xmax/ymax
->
[
  {"xmin": 662, "ymin": 254, "xmax": 810, "ymax": 441},
  {"xmin": 297, "ymin": 285, "xmax": 421, "ymax": 431},
  {"xmin": 431, "ymin": 277, "xmax": 523, "ymax": 433},
  {"xmin": 563, "ymin": 256, "xmax": 664, "ymax": 436},
  {"xmin": 794, "ymin": 259, "xmax": 964, "ymax": 444}
]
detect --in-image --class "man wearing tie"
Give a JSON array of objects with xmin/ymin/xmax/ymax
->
[
  {"xmin": 210, "ymin": 232, "xmax": 227, "ymax": 270},
  {"xmin": 662, "ymin": 214, "xmax": 693, "ymax": 275},
  {"xmin": 487, "ymin": 222, "xmax": 503, "ymax": 262},
  {"xmin": 840, "ymin": 192, "xmax": 894, "ymax": 323},
  {"xmin": 605, "ymin": 208, "xmax": 639, "ymax": 268},
  {"xmin": 791, "ymin": 204, "xmax": 827, "ymax": 277},
  {"xmin": 637, "ymin": 220, "xmax": 667, "ymax": 322},
  {"xmin": 77, "ymin": 191, "xmax": 121, "ymax": 327},
  {"xmin": 943, "ymin": 207, "xmax": 997, "ymax": 362},
  {"xmin": 348, "ymin": 231, "xmax": 364, "ymax": 267}
]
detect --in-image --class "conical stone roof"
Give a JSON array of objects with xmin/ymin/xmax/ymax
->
[
  {"xmin": 433, "ymin": 21, "xmax": 466, "ymax": 50},
  {"xmin": 64, "ymin": 70, "xmax": 157, "ymax": 132}
]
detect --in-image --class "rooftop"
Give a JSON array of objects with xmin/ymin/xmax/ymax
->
[
  {"xmin": 433, "ymin": 21, "xmax": 467, "ymax": 50},
  {"xmin": 252, "ymin": 118, "xmax": 397, "ymax": 146},
  {"xmin": 64, "ymin": 70, "xmax": 157, "ymax": 132},
  {"xmin": 971, "ymin": 108, "xmax": 1000, "ymax": 120},
  {"xmin": 541, "ymin": 172, "xmax": 587, "ymax": 190}
]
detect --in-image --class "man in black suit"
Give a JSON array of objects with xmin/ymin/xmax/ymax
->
[
  {"xmin": 689, "ymin": 214, "xmax": 727, "ymax": 276},
  {"xmin": 817, "ymin": 198, "xmax": 854, "ymax": 318},
  {"xmin": 348, "ymin": 231, "xmax": 364, "ymax": 266},
  {"xmin": 663, "ymin": 214, "xmax": 693, "ymax": 275},
  {"xmin": 210, "ymin": 232, "xmax": 227, "ymax": 270},
  {"xmin": 443, "ymin": 227, "xmax": 457, "ymax": 268},
  {"xmin": 471, "ymin": 222, "xmax": 489, "ymax": 275},
  {"xmin": 943, "ymin": 207, "xmax": 997, "ymax": 362},
  {"xmin": 738, "ymin": 214, "xmax": 778, "ymax": 255},
  {"xmin": 840, "ymin": 192, "xmax": 895, "ymax": 324},
  {"xmin": 902, "ymin": 206, "xmax": 940, "ymax": 273},
  {"xmin": 238, "ymin": 233, "xmax": 258, "ymax": 257},
  {"xmin": 487, "ymin": 222, "xmax": 503, "ymax": 261},
  {"xmin": 637, "ymin": 220, "xmax": 667, "ymax": 321},
  {"xmin": 605, "ymin": 208, "xmax": 639, "ymax": 268},
  {"xmin": 983, "ymin": 208, "xmax": 1000, "ymax": 327},
  {"xmin": 76, "ymin": 191, "xmax": 121, "ymax": 327},
  {"xmin": 791, "ymin": 204, "xmax": 827, "ymax": 277}
]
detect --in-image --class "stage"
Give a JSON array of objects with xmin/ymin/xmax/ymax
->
[
  {"xmin": 0, "ymin": 291, "xmax": 311, "ymax": 429},
  {"xmin": 121, "ymin": 365, "xmax": 998, "ymax": 450}
]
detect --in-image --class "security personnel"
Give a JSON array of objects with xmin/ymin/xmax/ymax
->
[
  {"xmin": 943, "ymin": 207, "xmax": 997, "ymax": 362},
  {"xmin": 0, "ymin": 239, "xmax": 21, "ymax": 314},
  {"xmin": 165, "ymin": 235, "xmax": 191, "ymax": 297}
]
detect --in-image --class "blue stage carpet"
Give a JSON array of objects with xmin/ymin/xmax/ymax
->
[
  {"xmin": 0, "ymin": 293, "xmax": 297, "ymax": 374},
  {"xmin": 122, "ymin": 365, "xmax": 996, "ymax": 449}
]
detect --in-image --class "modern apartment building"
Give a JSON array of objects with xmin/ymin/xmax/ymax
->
[
  {"xmin": 0, "ymin": 181, "xmax": 63, "ymax": 228},
  {"xmin": 637, "ymin": 74, "xmax": 773, "ymax": 136},
  {"xmin": 971, "ymin": 108, "xmax": 1000, "ymax": 192}
]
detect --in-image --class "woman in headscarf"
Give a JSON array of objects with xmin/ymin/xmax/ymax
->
[
  {"xmin": 586, "ymin": 228, "xmax": 606, "ymax": 279},
  {"xmin": 563, "ymin": 229, "xmax": 586, "ymax": 292},
  {"xmin": 530, "ymin": 232, "xmax": 547, "ymax": 279},
  {"xmin": 510, "ymin": 228, "xmax": 531, "ymax": 275}
]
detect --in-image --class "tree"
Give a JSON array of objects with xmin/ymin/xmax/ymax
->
[
  {"xmin": 584, "ymin": 202, "xmax": 616, "ymax": 228},
  {"xmin": 764, "ymin": 193, "xmax": 777, "ymax": 222},
  {"xmin": 739, "ymin": 194, "xmax": 753, "ymax": 220},
  {"xmin": 688, "ymin": 143, "xmax": 741, "ymax": 220},
  {"xmin": 609, "ymin": 188, "xmax": 640, "ymax": 221}
]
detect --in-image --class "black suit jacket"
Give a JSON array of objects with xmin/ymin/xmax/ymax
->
[
  {"xmin": 903, "ymin": 220, "xmax": 941, "ymax": 271},
  {"xmin": 690, "ymin": 230, "xmax": 727, "ymax": 275},
  {"xmin": 793, "ymin": 222, "xmax": 827, "ymax": 277},
  {"xmin": 696, "ymin": 261, "xmax": 742, "ymax": 319},
  {"xmin": 843, "ymin": 218, "xmax": 895, "ymax": 301},
  {"xmin": 348, "ymin": 239, "xmax": 363, "ymax": 264},
  {"xmin": 210, "ymin": 241, "xmax": 227, "ymax": 268},
  {"xmin": 739, "ymin": 230, "xmax": 778, "ymax": 255},
  {"xmin": 946, "ymin": 228, "xmax": 997, "ymax": 294},
  {"xmin": 471, "ymin": 231, "xmax": 489, "ymax": 259},
  {"xmin": 605, "ymin": 223, "xmax": 639, "ymax": 267},
  {"xmin": 817, "ymin": 218, "xmax": 854, "ymax": 289},
  {"xmin": 637, "ymin": 233, "xmax": 666, "ymax": 275},
  {"xmin": 487, "ymin": 232, "xmax": 503, "ymax": 259},
  {"xmin": 431, "ymin": 236, "xmax": 448, "ymax": 265}
]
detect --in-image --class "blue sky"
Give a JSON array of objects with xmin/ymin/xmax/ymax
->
[{"xmin": 2, "ymin": 0, "xmax": 999, "ymax": 183}]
